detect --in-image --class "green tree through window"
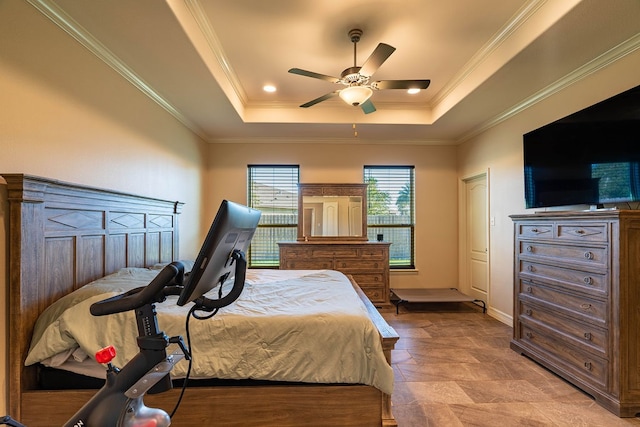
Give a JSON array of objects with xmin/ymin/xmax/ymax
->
[{"xmin": 366, "ymin": 177, "xmax": 392, "ymax": 214}]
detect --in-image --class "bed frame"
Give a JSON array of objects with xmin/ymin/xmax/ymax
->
[{"xmin": 3, "ymin": 174, "xmax": 399, "ymax": 426}]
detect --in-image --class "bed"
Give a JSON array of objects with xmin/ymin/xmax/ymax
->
[{"xmin": 3, "ymin": 174, "xmax": 399, "ymax": 427}]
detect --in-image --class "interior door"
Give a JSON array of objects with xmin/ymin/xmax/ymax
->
[
  {"xmin": 348, "ymin": 201, "xmax": 362, "ymax": 237},
  {"xmin": 464, "ymin": 173, "xmax": 488, "ymax": 303},
  {"xmin": 323, "ymin": 201, "xmax": 339, "ymax": 236}
]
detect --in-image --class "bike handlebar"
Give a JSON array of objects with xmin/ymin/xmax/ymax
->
[{"xmin": 90, "ymin": 262, "xmax": 184, "ymax": 316}]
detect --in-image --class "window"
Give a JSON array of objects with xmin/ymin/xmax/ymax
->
[
  {"xmin": 247, "ymin": 165, "xmax": 299, "ymax": 267},
  {"xmin": 364, "ymin": 166, "xmax": 415, "ymax": 268},
  {"xmin": 592, "ymin": 162, "xmax": 640, "ymax": 203}
]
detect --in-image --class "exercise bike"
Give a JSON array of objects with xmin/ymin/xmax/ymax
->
[
  {"xmin": 2, "ymin": 199, "xmax": 261, "ymax": 427},
  {"xmin": 2, "ymin": 249, "xmax": 249, "ymax": 427}
]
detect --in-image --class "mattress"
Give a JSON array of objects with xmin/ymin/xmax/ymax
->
[{"xmin": 26, "ymin": 267, "xmax": 394, "ymax": 395}]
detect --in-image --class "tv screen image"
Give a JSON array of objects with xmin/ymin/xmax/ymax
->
[{"xmin": 523, "ymin": 84, "xmax": 640, "ymax": 209}]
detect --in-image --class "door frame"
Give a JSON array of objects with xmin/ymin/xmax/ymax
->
[{"xmin": 459, "ymin": 169, "xmax": 490, "ymax": 310}]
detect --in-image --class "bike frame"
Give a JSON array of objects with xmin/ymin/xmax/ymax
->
[
  {"xmin": 64, "ymin": 262, "xmax": 186, "ymax": 427},
  {"xmin": 1, "ymin": 250, "xmax": 248, "ymax": 427}
]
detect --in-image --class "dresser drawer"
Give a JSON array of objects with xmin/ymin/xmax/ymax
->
[
  {"xmin": 519, "ymin": 261, "xmax": 608, "ymax": 296},
  {"xmin": 311, "ymin": 247, "xmax": 360, "ymax": 258},
  {"xmin": 518, "ymin": 241, "xmax": 608, "ymax": 271},
  {"xmin": 336, "ymin": 259, "xmax": 385, "ymax": 271},
  {"xmin": 516, "ymin": 223, "xmax": 553, "ymax": 240},
  {"xmin": 556, "ymin": 222, "xmax": 608, "ymax": 242},
  {"xmin": 519, "ymin": 281, "xmax": 607, "ymax": 327},
  {"xmin": 279, "ymin": 247, "xmax": 311, "ymax": 259},
  {"xmin": 359, "ymin": 247, "xmax": 387, "ymax": 259},
  {"xmin": 348, "ymin": 273, "xmax": 385, "ymax": 287},
  {"xmin": 361, "ymin": 287, "xmax": 385, "ymax": 303},
  {"xmin": 519, "ymin": 323, "xmax": 607, "ymax": 389},
  {"xmin": 519, "ymin": 300, "xmax": 607, "ymax": 357},
  {"xmin": 281, "ymin": 259, "xmax": 333, "ymax": 270}
]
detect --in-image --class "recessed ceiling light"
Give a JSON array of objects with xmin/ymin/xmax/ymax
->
[
  {"xmin": 263, "ymin": 85, "xmax": 276, "ymax": 93},
  {"xmin": 407, "ymin": 88, "xmax": 420, "ymax": 95}
]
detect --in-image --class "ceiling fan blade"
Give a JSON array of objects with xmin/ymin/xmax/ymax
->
[
  {"xmin": 373, "ymin": 79, "xmax": 431, "ymax": 90},
  {"xmin": 360, "ymin": 99, "xmax": 376, "ymax": 114},
  {"xmin": 288, "ymin": 68, "xmax": 341, "ymax": 83},
  {"xmin": 359, "ymin": 43, "xmax": 396, "ymax": 77},
  {"xmin": 300, "ymin": 91, "xmax": 339, "ymax": 108}
]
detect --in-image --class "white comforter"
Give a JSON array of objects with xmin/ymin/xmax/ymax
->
[{"xmin": 26, "ymin": 267, "xmax": 394, "ymax": 395}]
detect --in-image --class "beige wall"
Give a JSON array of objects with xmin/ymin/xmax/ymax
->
[
  {"xmin": 0, "ymin": 1, "xmax": 207, "ymax": 415},
  {"xmin": 206, "ymin": 142, "xmax": 460, "ymax": 290},
  {"xmin": 3, "ymin": 0, "xmax": 639, "ymax": 418},
  {"xmin": 457, "ymin": 47, "xmax": 640, "ymax": 323}
]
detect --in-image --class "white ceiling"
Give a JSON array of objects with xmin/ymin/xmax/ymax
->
[{"xmin": 30, "ymin": 0, "xmax": 640, "ymax": 143}]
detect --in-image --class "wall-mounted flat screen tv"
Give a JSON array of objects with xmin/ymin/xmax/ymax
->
[{"xmin": 524, "ymin": 84, "xmax": 640, "ymax": 209}]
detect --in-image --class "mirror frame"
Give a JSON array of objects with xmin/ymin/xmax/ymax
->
[{"xmin": 297, "ymin": 183, "xmax": 368, "ymax": 241}]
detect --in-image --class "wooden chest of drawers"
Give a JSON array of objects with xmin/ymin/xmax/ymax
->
[
  {"xmin": 278, "ymin": 241, "xmax": 391, "ymax": 306},
  {"xmin": 510, "ymin": 210, "xmax": 640, "ymax": 417}
]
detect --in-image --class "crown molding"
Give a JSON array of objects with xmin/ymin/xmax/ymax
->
[
  {"xmin": 210, "ymin": 136, "xmax": 455, "ymax": 146},
  {"xmin": 183, "ymin": 0, "xmax": 247, "ymax": 105},
  {"xmin": 457, "ymin": 31, "xmax": 640, "ymax": 144},
  {"xmin": 26, "ymin": 0, "xmax": 208, "ymax": 141},
  {"xmin": 430, "ymin": 0, "xmax": 546, "ymax": 107}
]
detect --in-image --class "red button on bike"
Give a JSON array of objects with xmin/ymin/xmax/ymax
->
[{"xmin": 95, "ymin": 345, "xmax": 116, "ymax": 364}]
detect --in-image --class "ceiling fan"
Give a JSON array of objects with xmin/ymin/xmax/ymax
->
[{"xmin": 288, "ymin": 28, "xmax": 430, "ymax": 114}]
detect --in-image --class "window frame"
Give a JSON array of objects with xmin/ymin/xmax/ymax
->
[
  {"xmin": 364, "ymin": 165, "xmax": 415, "ymax": 269},
  {"xmin": 247, "ymin": 164, "xmax": 300, "ymax": 268}
]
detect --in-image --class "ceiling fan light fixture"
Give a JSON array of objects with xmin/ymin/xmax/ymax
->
[
  {"xmin": 339, "ymin": 86, "xmax": 373, "ymax": 106},
  {"xmin": 407, "ymin": 88, "xmax": 420, "ymax": 94}
]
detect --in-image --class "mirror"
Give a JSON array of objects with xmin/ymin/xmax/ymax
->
[{"xmin": 298, "ymin": 183, "xmax": 368, "ymax": 241}]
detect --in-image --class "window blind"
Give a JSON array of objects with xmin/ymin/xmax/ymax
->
[
  {"xmin": 247, "ymin": 165, "xmax": 299, "ymax": 267},
  {"xmin": 364, "ymin": 165, "xmax": 415, "ymax": 268}
]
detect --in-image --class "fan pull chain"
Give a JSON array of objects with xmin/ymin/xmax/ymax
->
[{"xmin": 353, "ymin": 123, "xmax": 358, "ymax": 137}]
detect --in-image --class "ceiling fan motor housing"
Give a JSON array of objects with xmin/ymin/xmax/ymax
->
[{"xmin": 341, "ymin": 66, "xmax": 367, "ymax": 84}]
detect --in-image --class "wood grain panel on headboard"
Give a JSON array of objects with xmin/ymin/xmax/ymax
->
[{"xmin": 2, "ymin": 174, "xmax": 182, "ymax": 419}]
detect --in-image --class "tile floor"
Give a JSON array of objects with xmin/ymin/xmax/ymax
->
[{"xmin": 380, "ymin": 302, "xmax": 640, "ymax": 427}]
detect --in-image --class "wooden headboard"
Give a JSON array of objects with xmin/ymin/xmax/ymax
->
[{"xmin": 2, "ymin": 174, "xmax": 183, "ymax": 419}]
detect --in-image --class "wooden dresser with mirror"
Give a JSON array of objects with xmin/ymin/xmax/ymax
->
[{"xmin": 278, "ymin": 183, "xmax": 391, "ymax": 307}]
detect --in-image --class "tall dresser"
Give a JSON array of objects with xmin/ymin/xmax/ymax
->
[
  {"xmin": 279, "ymin": 241, "xmax": 391, "ymax": 307},
  {"xmin": 510, "ymin": 210, "xmax": 640, "ymax": 417}
]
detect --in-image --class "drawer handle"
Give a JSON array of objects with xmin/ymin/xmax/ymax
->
[
  {"xmin": 525, "ymin": 309, "xmax": 532, "ymax": 316},
  {"xmin": 526, "ymin": 332, "xmax": 533, "ymax": 339},
  {"xmin": 527, "ymin": 265, "xmax": 535, "ymax": 272},
  {"xmin": 576, "ymin": 229, "xmax": 585, "ymax": 234},
  {"xmin": 373, "ymin": 262, "xmax": 379, "ymax": 268},
  {"xmin": 526, "ymin": 245, "xmax": 533, "ymax": 252},
  {"xmin": 530, "ymin": 228, "xmax": 538, "ymax": 233},
  {"xmin": 580, "ymin": 303, "xmax": 592, "ymax": 310},
  {"xmin": 584, "ymin": 332, "xmax": 592, "ymax": 341},
  {"xmin": 584, "ymin": 361, "xmax": 592, "ymax": 371},
  {"xmin": 526, "ymin": 286, "xmax": 533, "ymax": 293},
  {"xmin": 584, "ymin": 251, "xmax": 594, "ymax": 260},
  {"xmin": 583, "ymin": 276, "xmax": 593, "ymax": 285}
]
